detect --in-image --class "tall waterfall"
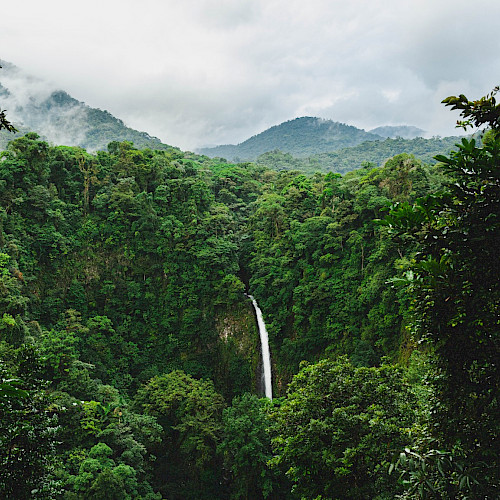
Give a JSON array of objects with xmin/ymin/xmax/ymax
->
[{"xmin": 248, "ymin": 295, "xmax": 273, "ymax": 400}]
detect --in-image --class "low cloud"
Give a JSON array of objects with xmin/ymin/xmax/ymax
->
[{"xmin": 1, "ymin": 0, "xmax": 499, "ymax": 150}]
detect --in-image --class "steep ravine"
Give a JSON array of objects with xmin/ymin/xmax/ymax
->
[{"xmin": 214, "ymin": 300, "xmax": 262, "ymax": 398}]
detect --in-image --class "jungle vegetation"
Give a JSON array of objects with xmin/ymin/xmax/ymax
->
[{"xmin": 0, "ymin": 88, "xmax": 498, "ymax": 499}]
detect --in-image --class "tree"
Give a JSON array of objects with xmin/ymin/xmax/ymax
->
[
  {"xmin": 442, "ymin": 85, "xmax": 500, "ymax": 131},
  {"xmin": 0, "ymin": 109, "xmax": 16, "ymax": 132},
  {"xmin": 135, "ymin": 370, "xmax": 226, "ymax": 499},
  {"xmin": 384, "ymin": 87, "xmax": 500, "ymax": 497},
  {"xmin": 219, "ymin": 393, "xmax": 280, "ymax": 499},
  {"xmin": 0, "ymin": 66, "xmax": 16, "ymax": 133},
  {"xmin": 0, "ymin": 347, "xmax": 59, "ymax": 499},
  {"xmin": 269, "ymin": 357, "xmax": 416, "ymax": 499}
]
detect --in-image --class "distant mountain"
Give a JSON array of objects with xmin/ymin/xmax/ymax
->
[
  {"xmin": 369, "ymin": 125, "xmax": 425, "ymax": 139},
  {"xmin": 0, "ymin": 61, "xmax": 177, "ymax": 152},
  {"xmin": 254, "ymin": 136, "xmax": 463, "ymax": 174},
  {"xmin": 197, "ymin": 117, "xmax": 384, "ymax": 160}
]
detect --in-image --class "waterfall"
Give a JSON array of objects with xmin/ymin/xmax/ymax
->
[{"xmin": 248, "ymin": 295, "xmax": 273, "ymax": 400}]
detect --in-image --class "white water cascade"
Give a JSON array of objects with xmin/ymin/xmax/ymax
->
[{"xmin": 248, "ymin": 295, "xmax": 273, "ymax": 400}]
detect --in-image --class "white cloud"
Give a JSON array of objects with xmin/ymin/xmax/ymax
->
[{"xmin": 1, "ymin": 0, "xmax": 500, "ymax": 149}]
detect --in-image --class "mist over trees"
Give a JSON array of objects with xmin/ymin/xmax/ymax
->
[{"xmin": 0, "ymin": 65, "xmax": 16, "ymax": 133}]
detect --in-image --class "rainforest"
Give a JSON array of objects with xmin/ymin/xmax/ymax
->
[{"xmin": 0, "ymin": 88, "xmax": 499, "ymax": 500}]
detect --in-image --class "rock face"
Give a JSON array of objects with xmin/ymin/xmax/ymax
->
[{"xmin": 215, "ymin": 300, "xmax": 262, "ymax": 397}]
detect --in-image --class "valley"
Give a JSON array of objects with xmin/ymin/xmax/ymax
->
[{"xmin": 0, "ymin": 69, "xmax": 498, "ymax": 499}]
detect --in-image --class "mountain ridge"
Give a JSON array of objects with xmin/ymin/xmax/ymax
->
[
  {"xmin": 369, "ymin": 125, "xmax": 425, "ymax": 139},
  {"xmin": 1, "ymin": 61, "xmax": 460, "ymax": 171},
  {"xmin": 197, "ymin": 116, "xmax": 385, "ymax": 160},
  {"xmin": 0, "ymin": 61, "xmax": 178, "ymax": 152}
]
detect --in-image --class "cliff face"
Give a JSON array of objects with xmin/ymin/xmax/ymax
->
[{"xmin": 214, "ymin": 299, "xmax": 262, "ymax": 398}]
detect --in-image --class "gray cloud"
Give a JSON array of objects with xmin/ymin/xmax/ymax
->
[{"xmin": 1, "ymin": 0, "xmax": 499, "ymax": 150}]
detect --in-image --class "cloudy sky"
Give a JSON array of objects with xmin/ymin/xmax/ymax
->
[{"xmin": 1, "ymin": 0, "xmax": 499, "ymax": 150}]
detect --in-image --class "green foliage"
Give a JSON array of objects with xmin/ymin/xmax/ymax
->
[
  {"xmin": 0, "ymin": 134, "xmax": 265, "ymax": 395},
  {"xmin": 385, "ymin": 86, "xmax": 500, "ymax": 496},
  {"xmin": 442, "ymin": 85, "xmax": 500, "ymax": 131},
  {"xmin": 219, "ymin": 393, "xmax": 281, "ymax": 499},
  {"xmin": 0, "ymin": 65, "xmax": 16, "ymax": 134},
  {"xmin": 0, "ymin": 348, "xmax": 60, "ymax": 499},
  {"xmin": 255, "ymin": 136, "xmax": 462, "ymax": 174},
  {"xmin": 0, "ymin": 68, "xmax": 179, "ymax": 152},
  {"xmin": 135, "ymin": 370, "xmax": 226, "ymax": 498},
  {"xmin": 70, "ymin": 442, "xmax": 152, "ymax": 499},
  {"xmin": 248, "ymin": 155, "xmax": 436, "ymax": 382},
  {"xmin": 0, "ymin": 108, "xmax": 482, "ymax": 500},
  {"xmin": 269, "ymin": 357, "xmax": 416, "ymax": 499},
  {"xmin": 0, "ymin": 109, "xmax": 16, "ymax": 133},
  {"xmin": 391, "ymin": 445, "xmax": 481, "ymax": 499}
]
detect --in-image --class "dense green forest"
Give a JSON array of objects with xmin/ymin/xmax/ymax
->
[
  {"xmin": 255, "ymin": 135, "xmax": 463, "ymax": 174},
  {"xmin": 0, "ymin": 89, "xmax": 498, "ymax": 499},
  {"xmin": 197, "ymin": 118, "xmax": 459, "ymax": 166}
]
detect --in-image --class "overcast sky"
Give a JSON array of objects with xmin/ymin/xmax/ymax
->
[{"xmin": 1, "ymin": 0, "xmax": 499, "ymax": 150}]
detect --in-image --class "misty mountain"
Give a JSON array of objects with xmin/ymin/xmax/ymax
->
[
  {"xmin": 0, "ymin": 61, "xmax": 177, "ymax": 152},
  {"xmin": 369, "ymin": 125, "xmax": 425, "ymax": 139},
  {"xmin": 197, "ymin": 117, "xmax": 385, "ymax": 160}
]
